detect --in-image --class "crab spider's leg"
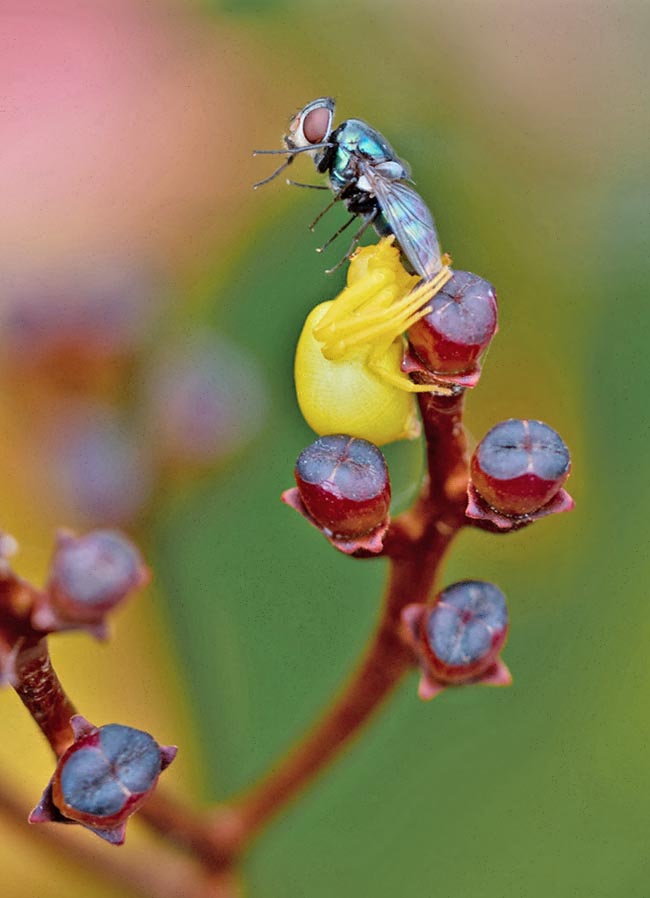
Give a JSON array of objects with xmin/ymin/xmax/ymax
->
[
  {"xmin": 318, "ymin": 272, "xmax": 451, "ymax": 357},
  {"xmin": 319, "ymin": 284, "xmax": 401, "ymax": 340},
  {"xmin": 367, "ymin": 345, "xmax": 455, "ymax": 395},
  {"xmin": 313, "ymin": 270, "xmax": 394, "ymax": 338},
  {"xmin": 346, "ymin": 267, "xmax": 452, "ymax": 340},
  {"xmin": 321, "ymin": 297, "xmax": 433, "ymax": 360}
]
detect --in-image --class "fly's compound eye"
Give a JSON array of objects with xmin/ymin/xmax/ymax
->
[
  {"xmin": 289, "ymin": 98, "xmax": 334, "ymax": 148},
  {"xmin": 302, "ymin": 105, "xmax": 332, "ymax": 143}
]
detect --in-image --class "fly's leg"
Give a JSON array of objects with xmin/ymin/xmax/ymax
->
[
  {"xmin": 316, "ymin": 216, "xmax": 358, "ymax": 254},
  {"xmin": 252, "ymin": 142, "xmax": 334, "ymax": 189},
  {"xmin": 253, "ymin": 155, "xmax": 294, "ymax": 189},
  {"xmin": 308, "ymin": 190, "xmax": 346, "ymax": 231},
  {"xmin": 286, "ymin": 180, "xmax": 330, "ymax": 190},
  {"xmin": 324, "ymin": 213, "xmax": 378, "ymax": 275}
]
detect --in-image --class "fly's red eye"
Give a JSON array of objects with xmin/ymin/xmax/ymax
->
[{"xmin": 302, "ymin": 106, "xmax": 331, "ymax": 144}]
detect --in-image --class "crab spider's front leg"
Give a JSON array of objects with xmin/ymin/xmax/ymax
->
[
  {"xmin": 313, "ymin": 269, "xmax": 394, "ymax": 339},
  {"xmin": 294, "ymin": 239, "xmax": 459, "ymax": 445},
  {"xmin": 366, "ymin": 341, "xmax": 455, "ymax": 396},
  {"xmin": 314, "ymin": 269, "xmax": 452, "ymax": 360}
]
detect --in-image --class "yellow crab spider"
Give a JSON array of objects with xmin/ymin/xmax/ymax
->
[{"xmin": 295, "ymin": 238, "xmax": 453, "ymax": 446}]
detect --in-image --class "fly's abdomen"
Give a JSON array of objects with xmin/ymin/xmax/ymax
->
[{"xmin": 373, "ymin": 213, "xmax": 393, "ymax": 237}]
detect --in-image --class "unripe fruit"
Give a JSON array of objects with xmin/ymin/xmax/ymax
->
[
  {"xmin": 48, "ymin": 529, "xmax": 149, "ymax": 625},
  {"xmin": 407, "ymin": 270, "xmax": 497, "ymax": 375},
  {"xmin": 294, "ymin": 435, "xmax": 391, "ymax": 538},
  {"xmin": 421, "ymin": 580, "xmax": 508, "ymax": 684},
  {"xmin": 30, "ymin": 717, "xmax": 176, "ymax": 844},
  {"xmin": 471, "ymin": 419, "xmax": 571, "ymax": 516}
]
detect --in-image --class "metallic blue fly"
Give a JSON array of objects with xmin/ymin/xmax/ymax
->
[{"xmin": 253, "ymin": 97, "xmax": 444, "ymax": 279}]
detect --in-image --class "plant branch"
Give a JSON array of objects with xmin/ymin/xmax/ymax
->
[
  {"xmin": 137, "ymin": 791, "xmax": 235, "ymax": 870},
  {"xmin": 0, "ymin": 564, "xmax": 228, "ymax": 875},
  {"xmin": 0, "ymin": 387, "xmax": 472, "ymax": 885},
  {"xmin": 11, "ymin": 635, "xmax": 233, "ymax": 872},
  {"xmin": 225, "ymin": 559, "xmax": 412, "ymax": 847},
  {"xmin": 418, "ymin": 392, "xmax": 470, "ymax": 507},
  {"xmin": 13, "ymin": 637, "xmax": 77, "ymax": 757},
  {"xmin": 214, "ymin": 391, "xmax": 470, "ymax": 856}
]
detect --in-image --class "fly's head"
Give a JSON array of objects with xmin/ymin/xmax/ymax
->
[{"xmin": 285, "ymin": 97, "xmax": 336, "ymax": 160}]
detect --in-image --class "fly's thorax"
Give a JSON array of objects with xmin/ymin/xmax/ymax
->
[
  {"xmin": 334, "ymin": 120, "xmax": 400, "ymax": 165},
  {"xmin": 325, "ymin": 120, "xmax": 410, "ymax": 194}
]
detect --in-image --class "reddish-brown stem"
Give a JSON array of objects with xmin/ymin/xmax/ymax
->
[
  {"xmin": 12, "ymin": 637, "xmax": 77, "ymax": 757},
  {"xmin": 226, "ymin": 560, "xmax": 411, "ymax": 846},
  {"xmin": 0, "ymin": 571, "xmax": 77, "ymax": 757},
  {"xmin": 223, "ymin": 533, "xmax": 458, "ymax": 852},
  {"xmin": 0, "ymin": 774, "xmax": 219, "ymax": 898},
  {"xmin": 418, "ymin": 392, "xmax": 470, "ymax": 506},
  {"xmin": 138, "ymin": 791, "xmax": 235, "ymax": 870},
  {"xmin": 0, "ymin": 569, "xmax": 226, "ymax": 877},
  {"xmin": 0, "ymin": 386, "xmax": 472, "ymax": 886},
  {"xmin": 217, "ymin": 392, "xmax": 470, "ymax": 855},
  {"xmin": 0, "ymin": 565, "xmax": 230, "ymax": 877},
  {"xmin": 10, "ymin": 634, "xmax": 234, "ymax": 873},
  {"xmin": 6, "ymin": 633, "xmax": 237, "ymax": 891}
]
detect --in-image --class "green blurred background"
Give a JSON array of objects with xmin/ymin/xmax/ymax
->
[{"xmin": 1, "ymin": 0, "xmax": 648, "ymax": 895}]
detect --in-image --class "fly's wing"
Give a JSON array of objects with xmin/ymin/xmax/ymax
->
[{"xmin": 366, "ymin": 172, "xmax": 443, "ymax": 279}]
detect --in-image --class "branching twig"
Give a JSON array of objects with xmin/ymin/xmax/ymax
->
[{"xmin": 218, "ymin": 393, "xmax": 468, "ymax": 855}]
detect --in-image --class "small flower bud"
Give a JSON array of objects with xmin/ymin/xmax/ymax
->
[
  {"xmin": 407, "ymin": 270, "xmax": 497, "ymax": 380},
  {"xmin": 33, "ymin": 529, "xmax": 149, "ymax": 638},
  {"xmin": 470, "ymin": 419, "xmax": 571, "ymax": 517},
  {"xmin": 420, "ymin": 580, "xmax": 509, "ymax": 684},
  {"xmin": 30, "ymin": 716, "xmax": 177, "ymax": 844},
  {"xmin": 295, "ymin": 435, "xmax": 391, "ymax": 539}
]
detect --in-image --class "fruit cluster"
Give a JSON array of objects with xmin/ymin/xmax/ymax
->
[
  {"xmin": 286, "ymin": 242, "xmax": 573, "ymax": 696},
  {"xmin": 0, "ymin": 529, "xmax": 176, "ymax": 842}
]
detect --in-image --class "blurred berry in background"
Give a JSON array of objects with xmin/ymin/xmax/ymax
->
[{"xmin": 144, "ymin": 332, "xmax": 268, "ymax": 470}]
